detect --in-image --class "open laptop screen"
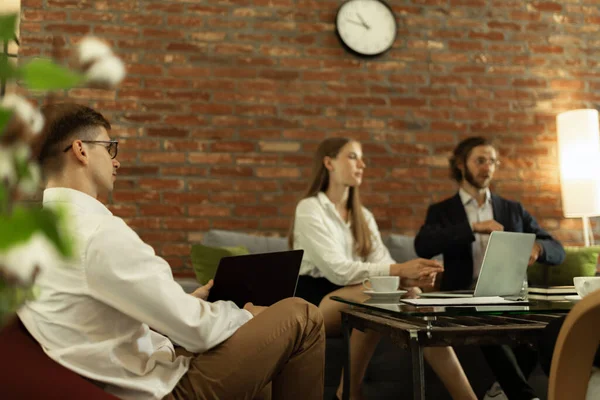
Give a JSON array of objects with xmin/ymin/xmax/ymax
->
[{"xmin": 207, "ymin": 250, "xmax": 304, "ymax": 308}]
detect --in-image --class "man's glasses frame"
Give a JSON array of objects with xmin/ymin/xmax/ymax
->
[
  {"xmin": 473, "ymin": 157, "xmax": 500, "ymax": 167},
  {"xmin": 63, "ymin": 140, "xmax": 119, "ymax": 159}
]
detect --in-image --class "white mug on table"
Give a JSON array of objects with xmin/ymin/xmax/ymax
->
[
  {"xmin": 573, "ymin": 276, "xmax": 600, "ymax": 298},
  {"xmin": 362, "ymin": 276, "xmax": 400, "ymax": 292}
]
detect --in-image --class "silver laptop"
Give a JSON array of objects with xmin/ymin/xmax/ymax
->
[{"xmin": 420, "ymin": 231, "xmax": 536, "ymax": 298}]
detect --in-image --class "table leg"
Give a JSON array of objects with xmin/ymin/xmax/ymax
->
[
  {"xmin": 341, "ymin": 313, "xmax": 351, "ymax": 400},
  {"xmin": 410, "ymin": 335, "xmax": 425, "ymax": 400}
]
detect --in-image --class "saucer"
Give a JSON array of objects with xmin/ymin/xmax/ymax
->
[
  {"xmin": 363, "ymin": 289, "xmax": 407, "ymax": 298},
  {"xmin": 564, "ymin": 294, "xmax": 582, "ymax": 303}
]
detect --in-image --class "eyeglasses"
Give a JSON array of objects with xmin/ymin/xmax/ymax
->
[
  {"xmin": 473, "ymin": 157, "xmax": 500, "ymax": 167},
  {"xmin": 63, "ymin": 140, "xmax": 119, "ymax": 159}
]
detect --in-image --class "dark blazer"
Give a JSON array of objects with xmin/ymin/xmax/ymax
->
[{"xmin": 414, "ymin": 193, "xmax": 566, "ymax": 291}]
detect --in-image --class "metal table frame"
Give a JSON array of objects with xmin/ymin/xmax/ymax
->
[{"xmin": 340, "ymin": 307, "xmax": 566, "ymax": 400}]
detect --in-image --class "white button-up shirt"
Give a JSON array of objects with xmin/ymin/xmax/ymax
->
[
  {"xmin": 293, "ymin": 192, "xmax": 393, "ymax": 286},
  {"xmin": 459, "ymin": 188, "xmax": 493, "ymax": 280},
  {"xmin": 18, "ymin": 188, "xmax": 252, "ymax": 400}
]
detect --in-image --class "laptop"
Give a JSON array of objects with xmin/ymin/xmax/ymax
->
[
  {"xmin": 420, "ymin": 231, "xmax": 536, "ymax": 299},
  {"xmin": 207, "ymin": 250, "xmax": 304, "ymax": 308}
]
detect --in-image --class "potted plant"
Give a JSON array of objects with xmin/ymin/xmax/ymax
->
[{"xmin": 0, "ymin": 12, "xmax": 125, "ymax": 326}]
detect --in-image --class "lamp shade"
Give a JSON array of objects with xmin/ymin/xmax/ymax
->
[{"xmin": 556, "ymin": 109, "xmax": 600, "ymax": 218}]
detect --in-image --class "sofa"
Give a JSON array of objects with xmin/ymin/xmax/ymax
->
[
  {"xmin": 0, "ymin": 317, "xmax": 118, "ymax": 399},
  {"xmin": 196, "ymin": 229, "xmax": 550, "ymax": 399}
]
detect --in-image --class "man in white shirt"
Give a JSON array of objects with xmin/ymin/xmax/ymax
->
[{"xmin": 19, "ymin": 103, "xmax": 325, "ymax": 400}]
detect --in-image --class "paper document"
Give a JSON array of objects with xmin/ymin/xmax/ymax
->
[{"xmin": 401, "ymin": 296, "xmax": 527, "ymax": 306}]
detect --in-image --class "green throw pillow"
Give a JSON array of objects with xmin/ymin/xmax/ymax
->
[
  {"xmin": 528, "ymin": 245, "xmax": 600, "ymax": 286},
  {"xmin": 190, "ymin": 243, "xmax": 249, "ymax": 285}
]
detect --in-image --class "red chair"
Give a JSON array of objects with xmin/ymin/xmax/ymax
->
[{"xmin": 0, "ymin": 317, "xmax": 118, "ymax": 399}]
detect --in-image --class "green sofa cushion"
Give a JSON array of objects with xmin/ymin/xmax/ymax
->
[
  {"xmin": 190, "ymin": 243, "xmax": 249, "ymax": 285},
  {"xmin": 528, "ymin": 246, "xmax": 600, "ymax": 286}
]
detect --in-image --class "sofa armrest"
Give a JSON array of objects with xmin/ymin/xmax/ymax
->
[
  {"xmin": 0, "ymin": 318, "xmax": 118, "ymax": 399},
  {"xmin": 202, "ymin": 230, "xmax": 288, "ymax": 254}
]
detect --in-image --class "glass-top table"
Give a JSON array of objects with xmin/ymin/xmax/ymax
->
[
  {"xmin": 330, "ymin": 295, "xmax": 574, "ymax": 318},
  {"xmin": 331, "ymin": 295, "xmax": 572, "ymax": 400}
]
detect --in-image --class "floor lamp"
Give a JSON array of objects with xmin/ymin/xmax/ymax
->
[{"xmin": 556, "ymin": 109, "xmax": 600, "ymax": 247}]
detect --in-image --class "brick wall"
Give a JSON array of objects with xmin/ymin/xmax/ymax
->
[{"xmin": 18, "ymin": 0, "xmax": 600, "ymax": 275}]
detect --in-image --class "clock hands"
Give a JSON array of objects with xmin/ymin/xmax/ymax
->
[
  {"xmin": 336, "ymin": 0, "xmax": 397, "ymax": 57},
  {"xmin": 356, "ymin": 13, "xmax": 371, "ymax": 30},
  {"xmin": 345, "ymin": 14, "xmax": 371, "ymax": 30},
  {"xmin": 345, "ymin": 18, "xmax": 366, "ymax": 28}
]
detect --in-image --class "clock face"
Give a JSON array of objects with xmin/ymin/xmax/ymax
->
[{"xmin": 335, "ymin": 0, "xmax": 397, "ymax": 56}]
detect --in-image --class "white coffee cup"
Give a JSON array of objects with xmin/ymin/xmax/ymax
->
[
  {"xmin": 573, "ymin": 276, "xmax": 600, "ymax": 298},
  {"xmin": 362, "ymin": 276, "xmax": 400, "ymax": 292}
]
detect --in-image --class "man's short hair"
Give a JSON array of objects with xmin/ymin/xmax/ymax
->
[
  {"xmin": 449, "ymin": 136, "xmax": 493, "ymax": 182},
  {"xmin": 34, "ymin": 103, "xmax": 111, "ymax": 176}
]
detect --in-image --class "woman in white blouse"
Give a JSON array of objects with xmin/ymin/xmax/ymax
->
[{"xmin": 289, "ymin": 138, "xmax": 476, "ymax": 400}]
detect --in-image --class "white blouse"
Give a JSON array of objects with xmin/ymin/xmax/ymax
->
[{"xmin": 293, "ymin": 192, "xmax": 394, "ymax": 286}]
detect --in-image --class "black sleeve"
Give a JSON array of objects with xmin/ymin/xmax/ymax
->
[
  {"xmin": 414, "ymin": 204, "xmax": 475, "ymax": 259},
  {"xmin": 520, "ymin": 204, "xmax": 566, "ymax": 265}
]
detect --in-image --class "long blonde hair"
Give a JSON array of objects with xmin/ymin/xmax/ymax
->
[{"xmin": 288, "ymin": 137, "xmax": 373, "ymax": 259}]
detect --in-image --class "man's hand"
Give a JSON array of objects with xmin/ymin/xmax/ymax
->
[
  {"xmin": 390, "ymin": 258, "xmax": 443, "ymax": 280},
  {"xmin": 243, "ymin": 302, "xmax": 267, "ymax": 317},
  {"xmin": 403, "ymin": 286, "xmax": 422, "ymax": 299},
  {"xmin": 403, "ymin": 274, "xmax": 437, "ymax": 288},
  {"xmin": 529, "ymin": 242, "xmax": 543, "ymax": 266},
  {"xmin": 472, "ymin": 220, "xmax": 504, "ymax": 234},
  {"xmin": 191, "ymin": 279, "xmax": 214, "ymax": 301}
]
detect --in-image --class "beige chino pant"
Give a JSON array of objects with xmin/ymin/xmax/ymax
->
[{"xmin": 164, "ymin": 297, "xmax": 325, "ymax": 400}]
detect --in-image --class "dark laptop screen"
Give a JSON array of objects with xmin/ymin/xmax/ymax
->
[{"xmin": 207, "ymin": 250, "xmax": 304, "ymax": 308}]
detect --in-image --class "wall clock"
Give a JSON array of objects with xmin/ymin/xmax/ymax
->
[{"xmin": 335, "ymin": 0, "xmax": 397, "ymax": 57}]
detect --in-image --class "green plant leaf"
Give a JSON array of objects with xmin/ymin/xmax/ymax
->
[
  {"xmin": 0, "ymin": 109, "xmax": 12, "ymax": 139},
  {"xmin": 21, "ymin": 59, "xmax": 83, "ymax": 90},
  {"xmin": 0, "ymin": 186, "xmax": 6, "ymax": 213},
  {"xmin": 0, "ymin": 208, "xmax": 37, "ymax": 252},
  {"xmin": 0, "ymin": 54, "xmax": 20, "ymax": 80},
  {"xmin": 0, "ymin": 280, "xmax": 37, "ymax": 326},
  {"xmin": 0, "ymin": 14, "xmax": 18, "ymax": 42},
  {"xmin": 14, "ymin": 156, "xmax": 29, "ymax": 181},
  {"xmin": 32, "ymin": 207, "xmax": 74, "ymax": 258},
  {"xmin": 0, "ymin": 207, "xmax": 74, "ymax": 258}
]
